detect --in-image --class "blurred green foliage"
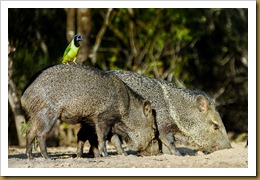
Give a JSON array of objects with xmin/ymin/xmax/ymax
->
[
  {"xmin": 9, "ymin": 8, "xmax": 67, "ymax": 95},
  {"xmin": 8, "ymin": 8, "xmax": 248, "ymax": 143}
]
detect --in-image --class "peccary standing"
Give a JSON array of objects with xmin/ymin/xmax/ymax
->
[
  {"xmin": 77, "ymin": 122, "xmax": 127, "ymax": 157},
  {"xmin": 21, "ymin": 64, "xmax": 155, "ymax": 159},
  {"xmin": 110, "ymin": 70, "xmax": 232, "ymax": 155}
]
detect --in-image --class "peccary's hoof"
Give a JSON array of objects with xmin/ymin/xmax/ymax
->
[
  {"xmin": 245, "ymin": 140, "xmax": 248, "ymax": 148},
  {"xmin": 101, "ymin": 151, "xmax": 108, "ymax": 157},
  {"xmin": 122, "ymin": 151, "xmax": 128, "ymax": 156},
  {"xmin": 173, "ymin": 150, "xmax": 182, "ymax": 156},
  {"xmin": 43, "ymin": 154, "xmax": 52, "ymax": 159},
  {"xmin": 27, "ymin": 156, "xmax": 34, "ymax": 160},
  {"xmin": 202, "ymin": 151, "xmax": 210, "ymax": 155},
  {"xmin": 26, "ymin": 153, "xmax": 34, "ymax": 160},
  {"xmin": 77, "ymin": 154, "xmax": 83, "ymax": 158}
]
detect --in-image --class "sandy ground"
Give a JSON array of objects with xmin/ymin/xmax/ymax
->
[{"xmin": 8, "ymin": 142, "xmax": 247, "ymax": 168}]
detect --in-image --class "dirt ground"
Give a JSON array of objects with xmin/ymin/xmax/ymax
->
[{"xmin": 8, "ymin": 141, "xmax": 247, "ymax": 168}]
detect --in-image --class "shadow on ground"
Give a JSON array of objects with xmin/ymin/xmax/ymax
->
[{"xmin": 8, "ymin": 147, "xmax": 209, "ymax": 159}]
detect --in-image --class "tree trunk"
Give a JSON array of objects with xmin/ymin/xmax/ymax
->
[
  {"xmin": 66, "ymin": 8, "xmax": 76, "ymax": 41},
  {"xmin": 8, "ymin": 43, "xmax": 26, "ymax": 147},
  {"xmin": 77, "ymin": 8, "xmax": 91, "ymax": 64}
]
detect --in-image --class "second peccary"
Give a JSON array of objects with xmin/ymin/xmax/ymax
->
[
  {"xmin": 77, "ymin": 122, "xmax": 127, "ymax": 157},
  {"xmin": 110, "ymin": 70, "xmax": 232, "ymax": 155},
  {"xmin": 21, "ymin": 64, "xmax": 155, "ymax": 159}
]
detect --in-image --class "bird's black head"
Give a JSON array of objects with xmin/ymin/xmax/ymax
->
[{"xmin": 74, "ymin": 34, "xmax": 84, "ymax": 47}]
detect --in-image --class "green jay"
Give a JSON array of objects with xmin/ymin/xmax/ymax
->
[{"xmin": 62, "ymin": 34, "xmax": 84, "ymax": 64}]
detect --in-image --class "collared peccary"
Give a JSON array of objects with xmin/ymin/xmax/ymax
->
[
  {"xmin": 77, "ymin": 122, "xmax": 127, "ymax": 157},
  {"xmin": 110, "ymin": 70, "xmax": 232, "ymax": 155},
  {"xmin": 21, "ymin": 64, "xmax": 155, "ymax": 159}
]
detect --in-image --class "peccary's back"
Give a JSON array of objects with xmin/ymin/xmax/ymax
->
[
  {"xmin": 110, "ymin": 71, "xmax": 163, "ymax": 107},
  {"xmin": 21, "ymin": 65, "xmax": 128, "ymax": 123},
  {"xmin": 109, "ymin": 70, "xmax": 172, "ymax": 127}
]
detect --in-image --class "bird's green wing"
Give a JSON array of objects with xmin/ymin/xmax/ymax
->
[{"xmin": 63, "ymin": 43, "xmax": 71, "ymax": 58}]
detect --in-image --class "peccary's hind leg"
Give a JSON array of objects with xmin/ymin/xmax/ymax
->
[
  {"xmin": 159, "ymin": 132, "xmax": 181, "ymax": 156},
  {"xmin": 36, "ymin": 111, "xmax": 60, "ymax": 159},
  {"xmin": 26, "ymin": 136, "xmax": 34, "ymax": 159},
  {"xmin": 26, "ymin": 120, "xmax": 37, "ymax": 159},
  {"xmin": 37, "ymin": 132, "xmax": 50, "ymax": 159}
]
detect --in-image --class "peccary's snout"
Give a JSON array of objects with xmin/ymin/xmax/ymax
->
[{"xmin": 217, "ymin": 138, "xmax": 232, "ymax": 150}]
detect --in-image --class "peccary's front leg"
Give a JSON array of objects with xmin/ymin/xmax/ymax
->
[
  {"xmin": 98, "ymin": 137, "xmax": 108, "ymax": 157},
  {"xmin": 110, "ymin": 134, "xmax": 127, "ymax": 156},
  {"xmin": 87, "ymin": 130, "xmax": 101, "ymax": 157},
  {"xmin": 77, "ymin": 123, "xmax": 101, "ymax": 158},
  {"xmin": 95, "ymin": 123, "xmax": 110, "ymax": 157},
  {"xmin": 159, "ymin": 132, "xmax": 181, "ymax": 156},
  {"xmin": 89, "ymin": 145, "xmax": 101, "ymax": 157},
  {"xmin": 77, "ymin": 140, "xmax": 101, "ymax": 158}
]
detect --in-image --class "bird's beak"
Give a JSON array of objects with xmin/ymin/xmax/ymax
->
[{"xmin": 80, "ymin": 38, "xmax": 85, "ymax": 45}]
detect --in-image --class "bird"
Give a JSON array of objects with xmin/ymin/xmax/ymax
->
[{"xmin": 62, "ymin": 34, "xmax": 84, "ymax": 64}]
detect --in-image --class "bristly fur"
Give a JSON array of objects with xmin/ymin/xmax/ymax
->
[
  {"xmin": 110, "ymin": 70, "xmax": 231, "ymax": 155},
  {"xmin": 21, "ymin": 64, "xmax": 155, "ymax": 159}
]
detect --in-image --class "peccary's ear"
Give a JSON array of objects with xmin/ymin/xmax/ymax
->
[
  {"xmin": 196, "ymin": 95, "xmax": 209, "ymax": 112},
  {"xmin": 143, "ymin": 101, "xmax": 152, "ymax": 117}
]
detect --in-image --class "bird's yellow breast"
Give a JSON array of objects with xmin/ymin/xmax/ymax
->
[{"xmin": 62, "ymin": 39, "xmax": 80, "ymax": 63}]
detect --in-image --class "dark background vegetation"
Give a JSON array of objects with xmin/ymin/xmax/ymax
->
[{"xmin": 8, "ymin": 8, "xmax": 248, "ymax": 147}]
